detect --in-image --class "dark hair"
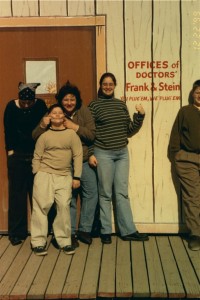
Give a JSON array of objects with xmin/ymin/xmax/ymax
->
[
  {"xmin": 192, "ymin": 79, "xmax": 200, "ymax": 91},
  {"xmin": 55, "ymin": 81, "xmax": 82, "ymax": 109},
  {"xmin": 99, "ymin": 72, "xmax": 117, "ymax": 86},
  {"xmin": 48, "ymin": 103, "xmax": 65, "ymax": 114},
  {"xmin": 98, "ymin": 72, "xmax": 117, "ymax": 98},
  {"xmin": 188, "ymin": 79, "xmax": 200, "ymax": 104}
]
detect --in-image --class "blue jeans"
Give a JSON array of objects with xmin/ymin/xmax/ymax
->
[
  {"xmin": 70, "ymin": 161, "xmax": 98, "ymax": 234},
  {"xmin": 94, "ymin": 147, "xmax": 137, "ymax": 236}
]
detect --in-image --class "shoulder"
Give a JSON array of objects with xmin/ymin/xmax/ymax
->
[
  {"xmin": 35, "ymin": 98, "xmax": 48, "ymax": 108},
  {"xmin": 114, "ymin": 98, "xmax": 126, "ymax": 106},
  {"xmin": 179, "ymin": 104, "xmax": 194, "ymax": 114},
  {"xmin": 88, "ymin": 99, "xmax": 97, "ymax": 107},
  {"xmin": 4, "ymin": 99, "xmax": 16, "ymax": 109},
  {"xmin": 4, "ymin": 100, "xmax": 17, "ymax": 115},
  {"xmin": 77, "ymin": 104, "xmax": 91, "ymax": 114}
]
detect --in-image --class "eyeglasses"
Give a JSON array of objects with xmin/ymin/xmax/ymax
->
[{"xmin": 102, "ymin": 83, "xmax": 115, "ymax": 87}]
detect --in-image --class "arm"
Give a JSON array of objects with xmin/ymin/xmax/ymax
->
[
  {"xmin": 32, "ymin": 135, "xmax": 46, "ymax": 174},
  {"xmin": 71, "ymin": 132, "xmax": 83, "ymax": 189},
  {"xmin": 64, "ymin": 106, "xmax": 96, "ymax": 145},
  {"xmin": 168, "ymin": 111, "xmax": 181, "ymax": 161},
  {"xmin": 32, "ymin": 113, "xmax": 51, "ymax": 141},
  {"xmin": 127, "ymin": 104, "xmax": 145, "ymax": 137},
  {"xmin": 3, "ymin": 102, "xmax": 17, "ymax": 153}
]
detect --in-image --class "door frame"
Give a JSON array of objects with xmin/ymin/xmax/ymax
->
[
  {"xmin": 0, "ymin": 16, "xmax": 106, "ymax": 89},
  {"xmin": 0, "ymin": 16, "xmax": 106, "ymax": 233}
]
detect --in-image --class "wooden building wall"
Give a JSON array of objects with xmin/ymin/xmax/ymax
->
[{"xmin": 0, "ymin": 0, "xmax": 199, "ymax": 233}]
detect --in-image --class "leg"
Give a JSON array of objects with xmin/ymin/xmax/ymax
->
[
  {"xmin": 79, "ymin": 162, "xmax": 98, "ymax": 232},
  {"xmin": 94, "ymin": 148, "xmax": 115, "ymax": 235},
  {"xmin": 175, "ymin": 151, "xmax": 200, "ymax": 236},
  {"xmin": 53, "ymin": 174, "xmax": 73, "ymax": 248},
  {"xmin": 113, "ymin": 147, "xmax": 137, "ymax": 236},
  {"xmin": 31, "ymin": 172, "xmax": 54, "ymax": 247},
  {"xmin": 7, "ymin": 154, "xmax": 30, "ymax": 241},
  {"xmin": 70, "ymin": 190, "xmax": 78, "ymax": 235}
]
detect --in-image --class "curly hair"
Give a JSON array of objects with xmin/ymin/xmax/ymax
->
[{"xmin": 55, "ymin": 81, "xmax": 82, "ymax": 109}]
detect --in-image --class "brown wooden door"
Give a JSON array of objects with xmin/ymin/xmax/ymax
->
[{"xmin": 0, "ymin": 26, "xmax": 96, "ymax": 232}]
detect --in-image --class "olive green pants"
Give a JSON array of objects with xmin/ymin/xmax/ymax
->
[{"xmin": 175, "ymin": 150, "xmax": 200, "ymax": 236}]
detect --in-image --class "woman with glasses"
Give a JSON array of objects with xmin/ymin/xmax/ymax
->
[{"xmin": 88, "ymin": 72, "xmax": 149, "ymax": 244}]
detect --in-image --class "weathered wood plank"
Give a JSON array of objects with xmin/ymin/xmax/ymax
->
[
  {"xmin": 68, "ymin": 0, "xmax": 94, "ymax": 16},
  {"xmin": 97, "ymin": 0, "xmax": 124, "ymax": 96},
  {"xmin": 0, "ymin": 240, "xmax": 22, "ymax": 282},
  {"xmin": 183, "ymin": 238, "xmax": 200, "ymax": 282},
  {"xmin": 27, "ymin": 241, "xmax": 60, "ymax": 299},
  {"xmin": 131, "ymin": 241, "xmax": 150, "ymax": 297},
  {"xmin": 45, "ymin": 251, "xmax": 73, "ymax": 299},
  {"xmin": 0, "ymin": 0, "xmax": 11, "ymax": 17},
  {"xmin": 0, "ymin": 235, "xmax": 10, "ymax": 258},
  {"xmin": 12, "ymin": 0, "xmax": 38, "ymax": 17},
  {"xmin": 79, "ymin": 238, "xmax": 102, "ymax": 299},
  {"xmin": 40, "ymin": 0, "xmax": 67, "ymax": 16},
  {"xmin": 62, "ymin": 242, "xmax": 88, "ymax": 299},
  {"xmin": 182, "ymin": 0, "xmax": 200, "ymax": 106},
  {"xmin": 169, "ymin": 236, "xmax": 200, "ymax": 298},
  {"xmin": 144, "ymin": 236, "xmax": 168, "ymax": 297},
  {"xmin": 124, "ymin": 0, "xmax": 154, "ymax": 226},
  {"xmin": 0, "ymin": 237, "xmax": 32, "ymax": 299},
  {"xmin": 156, "ymin": 236, "xmax": 185, "ymax": 298},
  {"xmin": 153, "ymin": 0, "xmax": 182, "ymax": 225},
  {"xmin": 116, "ymin": 238, "xmax": 132, "ymax": 298},
  {"xmin": 9, "ymin": 236, "xmax": 52, "ymax": 300},
  {"xmin": 98, "ymin": 236, "xmax": 117, "ymax": 298}
]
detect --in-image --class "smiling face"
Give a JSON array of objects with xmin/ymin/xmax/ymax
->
[
  {"xmin": 193, "ymin": 86, "xmax": 200, "ymax": 108},
  {"xmin": 61, "ymin": 94, "xmax": 77, "ymax": 115},
  {"xmin": 101, "ymin": 76, "xmax": 116, "ymax": 97},
  {"xmin": 49, "ymin": 106, "xmax": 65, "ymax": 127}
]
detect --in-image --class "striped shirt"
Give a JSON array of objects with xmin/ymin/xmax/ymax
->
[{"xmin": 88, "ymin": 97, "xmax": 145, "ymax": 151}]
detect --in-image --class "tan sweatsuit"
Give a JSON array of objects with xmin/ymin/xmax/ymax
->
[{"xmin": 31, "ymin": 128, "xmax": 82, "ymax": 248}]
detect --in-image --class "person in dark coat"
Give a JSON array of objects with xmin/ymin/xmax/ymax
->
[
  {"xmin": 4, "ymin": 82, "xmax": 48, "ymax": 246},
  {"xmin": 169, "ymin": 80, "xmax": 200, "ymax": 251}
]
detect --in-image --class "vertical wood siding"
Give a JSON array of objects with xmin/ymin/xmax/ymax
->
[
  {"xmin": 125, "ymin": 1, "xmax": 153, "ymax": 224},
  {"xmin": 0, "ymin": 0, "xmax": 199, "ymax": 232}
]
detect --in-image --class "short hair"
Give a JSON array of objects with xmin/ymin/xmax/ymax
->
[
  {"xmin": 192, "ymin": 79, "xmax": 200, "ymax": 91},
  {"xmin": 48, "ymin": 103, "xmax": 65, "ymax": 114},
  {"xmin": 55, "ymin": 81, "xmax": 82, "ymax": 109}
]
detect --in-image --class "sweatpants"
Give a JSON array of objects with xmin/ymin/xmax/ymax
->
[{"xmin": 31, "ymin": 171, "xmax": 72, "ymax": 248}]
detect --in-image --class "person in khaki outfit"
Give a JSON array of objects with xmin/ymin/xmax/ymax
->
[
  {"xmin": 169, "ymin": 80, "xmax": 200, "ymax": 251},
  {"xmin": 31, "ymin": 104, "xmax": 82, "ymax": 256}
]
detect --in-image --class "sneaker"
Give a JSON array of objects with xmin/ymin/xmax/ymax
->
[
  {"xmin": 33, "ymin": 246, "xmax": 47, "ymax": 256},
  {"xmin": 188, "ymin": 235, "xmax": 200, "ymax": 251},
  {"xmin": 71, "ymin": 234, "xmax": 79, "ymax": 248},
  {"xmin": 62, "ymin": 245, "xmax": 75, "ymax": 255},
  {"xmin": 121, "ymin": 231, "xmax": 149, "ymax": 241},
  {"xmin": 77, "ymin": 231, "xmax": 92, "ymax": 245},
  {"xmin": 101, "ymin": 234, "xmax": 112, "ymax": 244}
]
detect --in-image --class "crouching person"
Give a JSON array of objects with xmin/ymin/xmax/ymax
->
[{"xmin": 31, "ymin": 104, "xmax": 82, "ymax": 256}]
